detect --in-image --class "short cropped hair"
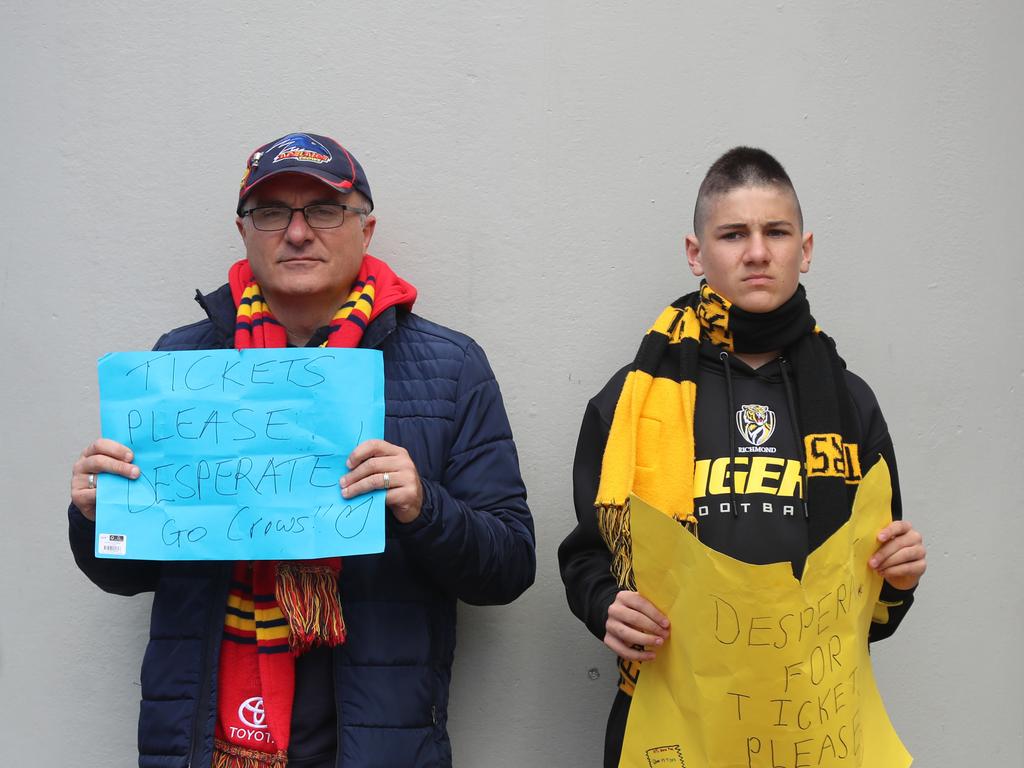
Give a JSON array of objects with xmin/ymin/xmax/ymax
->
[{"xmin": 693, "ymin": 147, "xmax": 802, "ymax": 236}]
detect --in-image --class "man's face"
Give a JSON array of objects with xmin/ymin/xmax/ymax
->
[
  {"xmin": 685, "ymin": 184, "xmax": 813, "ymax": 313},
  {"xmin": 236, "ymin": 173, "xmax": 375, "ymax": 306}
]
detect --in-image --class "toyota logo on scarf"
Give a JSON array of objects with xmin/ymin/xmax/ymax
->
[
  {"xmin": 239, "ymin": 696, "xmax": 268, "ymax": 728},
  {"xmin": 228, "ymin": 696, "xmax": 278, "ymax": 746}
]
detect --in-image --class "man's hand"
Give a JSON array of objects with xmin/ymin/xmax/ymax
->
[
  {"xmin": 341, "ymin": 439, "xmax": 424, "ymax": 524},
  {"xmin": 70, "ymin": 439, "xmax": 140, "ymax": 521},
  {"xmin": 603, "ymin": 590, "xmax": 670, "ymax": 662},
  {"xmin": 869, "ymin": 520, "xmax": 927, "ymax": 590}
]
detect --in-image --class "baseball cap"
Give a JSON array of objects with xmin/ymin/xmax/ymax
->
[{"xmin": 237, "ymin": 132, "xmax": 373, "ymax": 215}]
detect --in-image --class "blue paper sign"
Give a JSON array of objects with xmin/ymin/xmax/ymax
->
[{"xmin": 95, "ymin": 348, "xmax": 385, "ymax": 561}]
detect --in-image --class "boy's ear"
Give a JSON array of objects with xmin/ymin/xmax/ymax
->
[{"xmin": 685, "ymin": 234, "xmax": 704, "ymax": 276}]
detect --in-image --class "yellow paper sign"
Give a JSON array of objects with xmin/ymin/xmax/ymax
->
[{"xmin": 621, "ymin": 459, "xmax": 911, "ymax": 767}]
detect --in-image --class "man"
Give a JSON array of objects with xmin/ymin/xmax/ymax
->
[
  {"xmin": 558, "ymin": 147, "xmax": 926, "ymax": 767},
  {"xmin": 68, "ymin": 132, "xmax": 535, "ymax": 768}
]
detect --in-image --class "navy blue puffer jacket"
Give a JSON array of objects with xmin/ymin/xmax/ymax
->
[{"xmin": 68, "ymin": 284, "xmax": 536, "ymax": 767}]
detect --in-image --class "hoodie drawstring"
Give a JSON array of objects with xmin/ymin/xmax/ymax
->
[
  {"xmin": 779, "ymin": 357, "xmax": 810, "ymax": 520},
  {"xmin": 719, "ymin": 351, "xmax": 740, "ymax": 518}
]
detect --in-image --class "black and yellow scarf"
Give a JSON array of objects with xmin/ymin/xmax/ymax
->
[{"xmin": 597, "ymin": 283, "xmax": 863, "ymax": 682}]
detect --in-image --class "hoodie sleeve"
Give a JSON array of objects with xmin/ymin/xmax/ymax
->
[
  {"xmin": 558, "ymin": 368, "xmax": 629, "ymax": 641},
  {"xmin": 845, "ymin": 371, "xmax": 918, "ymax": 642},
  {"xmin": 866, "ymin": 435, "xmax": 917, "ymax": 642}
]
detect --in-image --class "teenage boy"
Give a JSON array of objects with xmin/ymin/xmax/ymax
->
[{"xmin": 558, "ymin": 147, "xmax": 926, "ymax": 767}]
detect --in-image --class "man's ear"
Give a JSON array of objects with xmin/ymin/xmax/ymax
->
[
  {"xmin": 361, "ymin": 215, "xmax": 377, "ymax": 253},
  {"xmin": 685, "ymin": 234, "xmax": 704, "ymax": 276},
  {"xmin": 236, "ymin": 216, "xmax": 246, "ymax": 242},
  {"xmin": 800, "ymin": 230, "xmax": 814, "ymax": 273}
]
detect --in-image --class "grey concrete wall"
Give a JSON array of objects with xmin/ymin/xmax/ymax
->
[{"xmin": 2, "ymin": 1, "xmax": 1021, "ymax": 765}]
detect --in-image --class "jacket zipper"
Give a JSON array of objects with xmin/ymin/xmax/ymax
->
[{"xmin": 187, "ymin": 567, "xmax": 230, "ymax": 767}]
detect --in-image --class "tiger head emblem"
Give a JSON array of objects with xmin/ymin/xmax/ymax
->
[{"xmin": 736, "ymin": 404, "xmax": 776, "ymax": 447}]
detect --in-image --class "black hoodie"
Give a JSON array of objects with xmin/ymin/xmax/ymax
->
[{"xmin": 557, "ymin": 345, "xmax": 917, "ymax": 766}]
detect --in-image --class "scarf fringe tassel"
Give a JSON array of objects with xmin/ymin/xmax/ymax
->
[
  {"xmin": 597, "ymin": 501, "xmax": 636, "ymax": 591},
  {"xmin": 213, "ymin": 739, "xmax": 287, "ymax": 768},
  {"xmin": 275, "ymin": 563, "xmax": 347, "ymax": 654}
]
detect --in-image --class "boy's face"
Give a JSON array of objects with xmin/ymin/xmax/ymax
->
[{"xmin": 685, "ymin": 184, "xmax": 813, "ymax": 314}]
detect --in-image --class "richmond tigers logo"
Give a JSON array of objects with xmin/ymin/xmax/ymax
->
[{"xmin": 736, "ymin": 404, "xmax": 776, "ymax": 446}]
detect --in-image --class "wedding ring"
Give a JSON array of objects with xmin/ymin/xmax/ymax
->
[
  {"xmin": 382, "ymin": 472, "xmax": 390, "ymax": 491},
  {"xmin": 87, "ymin": 473, "xmax": 96, "ymax": 490}
]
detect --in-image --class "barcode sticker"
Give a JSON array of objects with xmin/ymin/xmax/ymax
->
[{"xmin": 99, "ymin": 533, "xmax": 127, "ymax": 556}]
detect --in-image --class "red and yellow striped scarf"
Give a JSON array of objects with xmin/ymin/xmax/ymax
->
[{"xmin": 213, "ymin": 255, "xmax": 416, "ymax": 767}]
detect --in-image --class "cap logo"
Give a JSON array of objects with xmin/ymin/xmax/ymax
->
[{"xmin": 269, "ymin": 133, "xmax": 332, "ymax": 165}]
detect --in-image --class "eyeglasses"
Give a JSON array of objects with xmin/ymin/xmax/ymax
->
[{"xmin": 241, "ymin": 204, "xmax": 369, "ymax": 231}]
